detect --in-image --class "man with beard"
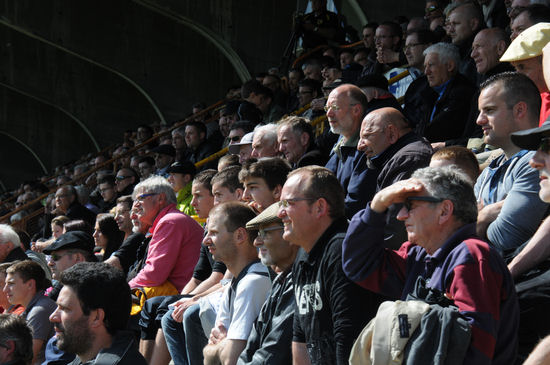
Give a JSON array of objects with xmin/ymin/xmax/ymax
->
[{"xmin": 49, "ymin": 262, "xmax": 146, "ymax": 365}]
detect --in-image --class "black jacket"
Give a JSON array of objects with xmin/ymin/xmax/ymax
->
[
  {"xmin": 416, "ymin": 73, "xmax": 477, "ymax": 144},
  {"xmin": 367, "ymin": 131, "xmax": 433, "ymax": 249},
  {"xmin": 68, "ymin": 331, "xmax": 146, "ymax": 365},
  {"xmin": 238, "ymin": 269, "xmax": 294, "ymax": 365},
  {"xmin": 292, "ymin": 218, "xmax": 383, "ymax": 365}
]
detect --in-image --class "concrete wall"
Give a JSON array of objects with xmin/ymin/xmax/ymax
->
[{"xmin": 0, "ymin": 0, "xmax": 421, "ymax": 190}]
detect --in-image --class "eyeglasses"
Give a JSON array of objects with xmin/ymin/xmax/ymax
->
[
  {"xmin": 539, "ymin": 137, "xmax": 550, "ymax": 154},
  {"xmin": 116, "ymin": 175, "xmax": 132, "ymax": 181},
  {"xmin": 229, "ymin": 136, "xmax": 241, "ymax": 142},
  {"xmin": 324, "ymin": 103, "xmax": 358, "ymax": 112},
  {"xmin": 280, "ymin": 197, "xmax": 317, "ymax": 207},
  {"xmin": 49, "ymin": 252, "xmax": 73, "ymax": 262},
  {"xmin": 403, "ymin": 196, "xmax": 444, "ymax": 211},
  {"xmin": 258, "ymin": 225, "xmax": 284, "ymax": 239},
  {"xmin": 136, "ymin": 192, "xmax": 159, "ymax": 201}
]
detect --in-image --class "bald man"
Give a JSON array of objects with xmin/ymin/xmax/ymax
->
[
  {"xmin": 471, "ymin": 28, "xmax": 513, "ymax": 83},
  {"xmin": 356, "ymin": 107, "xmax": 433, "ymax": 248}
]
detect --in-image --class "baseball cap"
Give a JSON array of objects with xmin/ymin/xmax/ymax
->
[
  {"xmin": 228, "ymin": 132, "xmax": 254, "ymax": 155},
  {"xmin": 43, "ymin": 231, "xmax": 95, "ymax": 255}
]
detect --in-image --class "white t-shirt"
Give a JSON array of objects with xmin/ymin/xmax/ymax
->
[{"xmin": 216, "ymin": 262, "xmax": 272, "ymax": 340}]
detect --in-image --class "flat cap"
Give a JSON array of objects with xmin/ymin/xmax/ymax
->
[
  {"xmin": 246, "ymin": 201, "xmax": 283, "ymax": 229},
  {"xmin": 500, "ymin": 22, "xmax": 550, "ymax": 62},
  {"xmin": 43, "ymin": 230, "xmax": 95, "ymax": 255}
]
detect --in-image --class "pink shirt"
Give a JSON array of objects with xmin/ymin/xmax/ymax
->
[{"xmin": 129, "ymin": 204, "xmax": 203, "ymax": 291}]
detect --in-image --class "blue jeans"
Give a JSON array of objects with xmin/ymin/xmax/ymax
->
[{"xmin": 161, "ymin": 302, "xmax": 207, "ymax": 365}]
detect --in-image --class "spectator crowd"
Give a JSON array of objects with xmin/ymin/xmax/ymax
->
[{"xmin": 5, "ymin": 0, "xmax": 550, "ymax": 364}]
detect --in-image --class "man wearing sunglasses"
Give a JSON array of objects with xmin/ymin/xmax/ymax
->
[{"xmin": 342, "ymin": 166, "xmax": 519, "ymax": 365}]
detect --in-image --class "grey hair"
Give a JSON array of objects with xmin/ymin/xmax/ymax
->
[
  {"xmin": 0, "ymin": 224, "xmax": 20, "ymax": 247},
  {"xmin": 132, "ymin": 175, "xmax": 177, "ymax": 205},
  {"xmin": 423, "ymin": 42, "xmax": 460, "ymax": 69},
  {"xmin": 411, "ymin": 167, "xmax": 478, "ymax": 224},
  {"xmin": 254, "ymin": 123, "xmax": 279, "ymax": 147}
]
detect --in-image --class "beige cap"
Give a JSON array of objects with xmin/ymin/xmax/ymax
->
[
  {"xmin": 500, "ymin": 22, "xmax": 550, "ymax": 62},
  {"xmin": 246, "ymin": 201, "xmax": 282, "ymax": 229}
]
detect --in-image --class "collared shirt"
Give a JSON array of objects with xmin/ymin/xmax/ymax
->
[{"xmin": 128, "ymin": 204, "xmax": 203, "ymax": 291}]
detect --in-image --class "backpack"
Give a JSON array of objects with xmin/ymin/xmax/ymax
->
[{"xmin": 349, "ymin": 277, "xmax": 471, "ymax": 365}]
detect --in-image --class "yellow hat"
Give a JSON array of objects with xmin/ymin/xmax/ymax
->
[{"xmin": 500, "ymin": 22, "xmax": 550, "ymax": 62}]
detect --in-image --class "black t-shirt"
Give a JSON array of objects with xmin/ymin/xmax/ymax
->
[
  {"xmin": 112, "ymin": 232, "xmax": 145, "ymax": 275},
  {"xmin": 193, "ymin": 244, "xmax": 226, "ymax": 281}
]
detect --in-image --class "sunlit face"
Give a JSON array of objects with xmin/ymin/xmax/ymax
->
[
  {"xmin": 253, "ymin": 222, "xmax": 288, "ymax": 266},
  {"xmin": 114, "ymin": 203, "xmax": 132, "ymax": 233},
  {"xmin": 476, "ymin": 83, "xmax": 517, "ymax": 149},
  {"xmin": 424, "ymin": 53, "xmax": 453, "ymax": 87},
  {"xmin": 191, "ymin": 182, "xmax": 215, "ymax": 219},
  {"xmin": 47, "ymin": 249, "xmax": 79, "ymax": 280},
  {"xmin": 212, "ymin": 182, "xmax": 241, "ymax": 206},
  {"xmin": 93, "ymin": 222, "xmax": 108, "ymax": 249},
  {"xmin": 242, "ymin": 177, "xmax": 278, "ymax": 213},
  {"xmin": 133, "ymin": 190, "xmax": 162, "ymax": 226},
  {"xmin": 325, "ymin": 87, "xmax": 360, "ymax": 139},
  {"xmin": 203, "ymin": 212, "xmax": 235, "ymax": 263},
  {"xmin": 278, "ymin": 125, "xmax": 307, "ymax": 165},
  {"xmin": 396, "ymin": 195, "xmax": 444, "ymax": 254},
  {"xmin": 50, "ymin": 286, "xmax": 94, "ymax": 356},
  {"xmin": 51, "ymin": 223, "xmax": 64, "ymax": 239},
  {"xmin": 251, "ymin": 134, "xmax": 278, "ymax": 159},
  {"xmin": 4, "ymin": 272, "xmax": 33, "ymax": 306},
  {"xmin": 357, "ymin": 115, "xmax": 391, "ymax": 158},
  {"xmin": 471, "ymin": 30, "xmax": 501, "ymax": 74},
  {"xmin": 277, "ymin": 173, "xmax": 317, "ymax": 250}
]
